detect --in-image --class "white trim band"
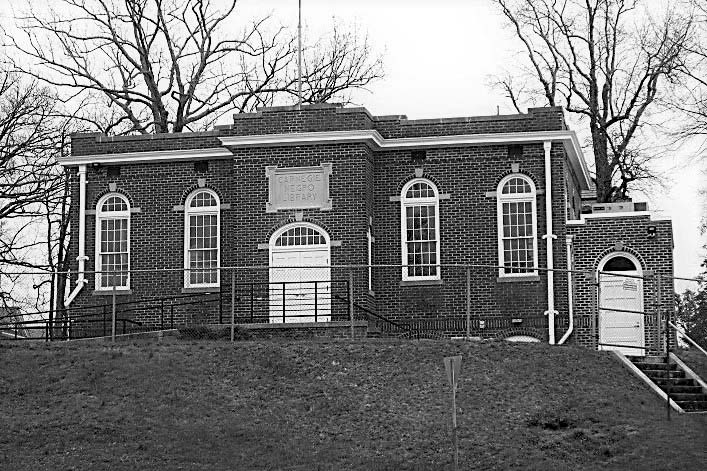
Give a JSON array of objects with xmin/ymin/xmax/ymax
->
[
  {"xmin": 220, "ymin": 129, "xmax": 591, "ymax": 190},
  {"xmin": 59, "ymin": 147, "xmax": 233, "ymax": 166}
]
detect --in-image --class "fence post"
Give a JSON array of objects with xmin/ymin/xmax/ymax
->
[
  {"xmin": 314, "ymin": 281, "xmax": 318, "ymax": 323},
  {"xmin": 655, "ymin": 273, "xmax": 661, "ymax": 353},
  {"xmin": 658, "ymin": 274, "xmax": 671, "ymax": 420},
  {"xmin": 160, "ymin": 300, "xmax": 164, "ymax": 330},
  {"xmin": 218, "ymin": 285, "xmax": 223, "ymax": 324},
  {"xmin": 592, "ymin": 271, "xmax": 600, "ymax": 350},
  {"xmin": 466, "ymin": 267, "xmax": 471, "ymax": 340},
  {"xmin": 111, "ymin": 285, "xmax": 117, "ymax": 342},
  {"xmin": 231, "ymin": 271, "xmax": 236, "ymax": 342},
  {"xmin": 349, "ymin": 271, "xmax": 355, "ymax": 340},
  {"xmin": 250, "ymin": 283, "xmax": 254, "ymax": 322}
]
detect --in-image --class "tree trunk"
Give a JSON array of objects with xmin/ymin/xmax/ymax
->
[{"xmin": 591, "ymin": 127, "xmax": 612, "ymax": 203}]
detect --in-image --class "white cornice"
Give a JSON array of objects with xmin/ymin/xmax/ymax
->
[
  {"xmin": 61, "ymin": 129, "xmax": 592, "ymax": 191},
  {"xmin": 219, "ymin": 129, "xmax": 592, "ymax": 190},
  {"xmin": 566, "ymin": 211, "xmax": 671, "ymax": 225},
  {"xmin": 58, "ymin": 147, "xmax": 233, "ymax": 166}
]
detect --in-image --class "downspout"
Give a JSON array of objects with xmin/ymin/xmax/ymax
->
[
  {"xmin": 542, "ymin": 141, "xmax": 557, "ymax": 344},
  {"xmin": 66, "ymin": 164, "xmax": 88, "ymax": 306},
  {"xmin": 558, "ymin": 235, "xmax": 574, "ymax": 344}
]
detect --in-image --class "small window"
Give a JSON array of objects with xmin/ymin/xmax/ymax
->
[
  {"xmin": 497, "ymin": 175, "xmax": 538, "ymax": 277},
  {"xmin": 275, "ymin": 226, "xmax": 327, "ymax": 246},
  {"xmin": 184, "ymin": 190, "xmax": 220, "ymax": 287},
  {"xmin": 603, "ymin": 256, "xmax": 637, "ymax": 272},
  {"xmin": 401, "ymin": 179, "xmax": 440, "ymax": 281},
  {"xmin": 95, "ymin": 194, "xmax": 130, "ymax": 290}
]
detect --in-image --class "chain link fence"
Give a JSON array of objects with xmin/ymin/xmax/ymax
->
[{"xmin": 1, "ymin": 264, "xmax": 702, "ymax": 350}]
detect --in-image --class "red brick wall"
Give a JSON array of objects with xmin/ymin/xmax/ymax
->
[
  {"xmin": 567, "ymin": 216, "xmax": 674, "ymax": 353},
  {"xmin": 65, "ymin": 104, "xmax": 610, "ymax": 342},
  {"xmin": 371, "ymin": 143, "xmax": 570, "ymax": 340}
]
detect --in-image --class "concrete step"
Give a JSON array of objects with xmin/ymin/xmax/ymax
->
[
  {"xmin": 628, "ymin": 355, "xmax": 707, "ymax": 412},
  {"xmin": 666, "ymin": 392, "xmax": 707, "ymax": 402},
  {"xmin": 639, "ymin": 369, "xmax": 686, "ymax": 379},
  {"xmin": 628, "ymin": 356, "xmax": 669, "ymax": 364},
  {"xmin": 661, "ymin": 385, "xmax": 705, "ymax": 394},
  {"xmin": 677, "ymin": 401, "xmax": 707, "ymax": 412},
  {"xmin": 634, "ymin": 362, "xmax": 679, "ymax": 371},
  {"xmin": 653, "ymin": 378, "xmax": 698, "ymax": 387}
]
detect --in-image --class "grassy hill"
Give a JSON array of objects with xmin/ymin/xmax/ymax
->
[{"xmin": 1, "ymin": 339, "xmax": 706, "ymax": 470}]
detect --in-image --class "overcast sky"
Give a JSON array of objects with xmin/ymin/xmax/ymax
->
[
  {"xmin": 238, "ymin": 0, "xmax": 706, "ymax": 280},
  {"xmin": 4, "ymin": 0, "xmax": 706, "ymax": 280}
]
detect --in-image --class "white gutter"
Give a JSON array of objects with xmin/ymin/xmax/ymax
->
[
  {"xmin": 542, "ymin": 141, "xmax": 557, "ymax": 345},
  {"xmin": 66, "ymin": 164, "xmax": 88, "ymax": 306},
  {"xmin": 558, "ymin": 235, "xmax": 574, "ymax": 344}
]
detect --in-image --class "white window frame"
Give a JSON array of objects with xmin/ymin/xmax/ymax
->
[
  {"xmin": 496, "ymin": 174, "xmax": 538, "ymax": 278},
  {"xmin": 184, "ymin": 189, "xmax": 221, "ymax": 288},
  {"xmin": 95, "ymin": 193, "xmax": 131, "ymax": 291},
  {"xmin": 400, "ymin": 178, "xmax": 441, "ymax": 281}
]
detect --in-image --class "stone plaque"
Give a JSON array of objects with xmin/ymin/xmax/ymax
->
[{"xmin": 265, "ymin": 163, "xmax": 332, "ymax": 213}]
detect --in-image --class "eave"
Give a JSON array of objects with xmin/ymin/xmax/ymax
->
[
  {"xmin": 220, "ymin": 129, "xmax": 592, "ymax": 190},
  {"xmin": 60, "ymin": 129, "xmax": 592, "ymax": 190}
]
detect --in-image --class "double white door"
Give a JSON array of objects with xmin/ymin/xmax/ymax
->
[{"xmin": 269, "ymin": 249, "xmax": 331, "ymax": 323}]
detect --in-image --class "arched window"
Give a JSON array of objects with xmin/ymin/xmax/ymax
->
[
  {"xmin": 401, "ymin": 179, "xmax": 440, "ymax": 281},
  {"xmin": 184, "ymin": 189, "xmax": 220, "ymax": 287},
  {"xmin": 274, "ymin": 225, "xmax": 327, "ymax": 246},
  {"xmin": 497, "ymin": 175, "xmax": 538, "ymax": 276},
  {"xmin": 603, "ymin": 256, "xmax": 637, "ymax": 272},
  {"xmin": 95, "ymin": 194, "xmax": 130, "ymax": 290}
]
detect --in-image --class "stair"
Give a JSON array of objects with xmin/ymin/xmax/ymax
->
[{"xmin": 629, "ymin": 356, "xmax": 707, "ymax": 412}]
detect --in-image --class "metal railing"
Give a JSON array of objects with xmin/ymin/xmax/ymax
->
[{"xmin": 1, "ymin": 264, "xmax": 703, "ymax": 346}]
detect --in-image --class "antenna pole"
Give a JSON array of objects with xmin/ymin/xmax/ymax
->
[{"xmin": 297, "ymin": 0, "xmax": 302, "ymax": 110}]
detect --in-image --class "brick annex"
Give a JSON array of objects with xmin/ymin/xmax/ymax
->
[{"xmin": 59, "ymin": 103, "xmax": 674, "ymax": 353}]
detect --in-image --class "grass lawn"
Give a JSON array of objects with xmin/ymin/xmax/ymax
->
[
  {"xmin": 1, "ymin": 339, "xmax": 706, "ymax": 470},
  {"xmin": 676, "ymin": 348, "xmax": 707, "ymax": 382}
]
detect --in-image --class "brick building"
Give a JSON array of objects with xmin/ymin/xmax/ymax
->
[{"xmin": 59, "ymin": 104, "xmax": 673, "ymax": 353}]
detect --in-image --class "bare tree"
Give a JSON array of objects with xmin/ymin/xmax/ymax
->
[
  {"xmin": 0, "ymin": 71, "xmax": 68, "ymax": 316},
  {"xmin": 666, "ymin": 1, "xmax": 707, "ymax": 148},
  {"xmin": 9, "ymin": 0, "xmax": 384, "ymax": 135},
  {"xmin": 492, "ymin": 0, "xmax": 691, "ymax": 202}
]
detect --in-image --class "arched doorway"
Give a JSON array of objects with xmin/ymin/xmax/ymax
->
[
  {"xmin": 269, "ymin": 223, "xmax": 331, "ymax": 323},
  {"xmin": 598, "ymin": 253, "xmax": 645, "ymax": 356}
]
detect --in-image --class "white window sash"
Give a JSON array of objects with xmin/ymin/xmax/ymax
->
[
  {"xmin": 496, "ymin": 177, "xmax": 538, "ymax": 277},
  {"xmin": 400, "ymin": 181, "xmax": 441, "ymax": 281},
  {"xmin": 95, "ymin": 196, "xmax": 131, "ymax": 291},
  {"xmin": 184, "ymin": 194, "xmax": 220, "ymax": 288}
]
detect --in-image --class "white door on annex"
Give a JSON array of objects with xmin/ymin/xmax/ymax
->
[{"xmin": 598, "ymin": 254, "xmax": 645, "ymax": 356}]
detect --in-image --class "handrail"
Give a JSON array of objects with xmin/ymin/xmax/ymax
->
[
  {"xmin": 336, "ymin": 294, "xmax": 414, "ymax": 338},
  {"xmin": 0, "ymin": 279, "xmax": 349, "ymax": 322},
  {"xmin": 669, "ymin": 321, "xmax": 707, "ymax": 357}
]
